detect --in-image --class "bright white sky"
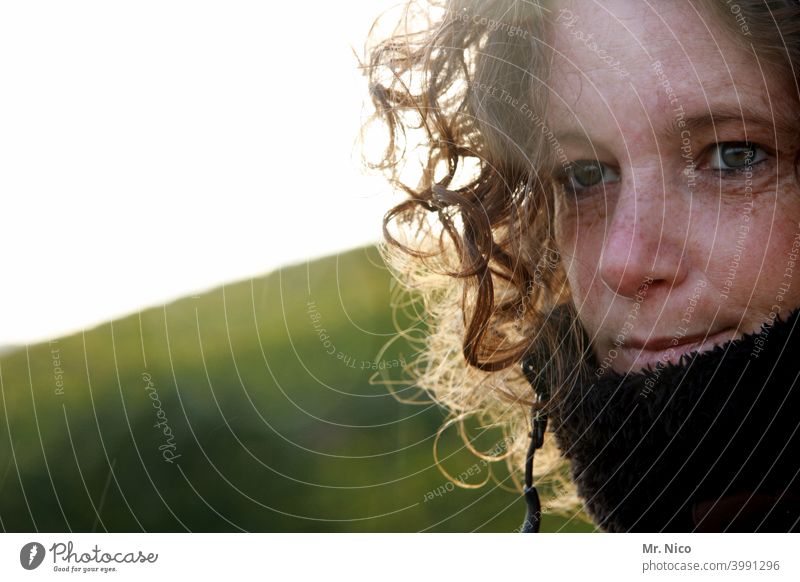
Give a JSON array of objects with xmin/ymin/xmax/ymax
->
[{"xmin": 0, "ymin": 0, "xmax": 405, "ymax": 346}]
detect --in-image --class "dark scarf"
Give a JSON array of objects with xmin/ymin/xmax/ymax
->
[{"xmin": 545, "ymin": 304, "xmax": 800, "ymax": 532}]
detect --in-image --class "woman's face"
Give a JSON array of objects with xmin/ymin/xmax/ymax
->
[{"xmin": 547, "ymin": 0, "xmax": 800, "ymax": 373}]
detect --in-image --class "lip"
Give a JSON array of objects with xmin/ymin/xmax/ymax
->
[{"xmin": 618, "ymin": 327, "xmax": 737, "ymax": 370}]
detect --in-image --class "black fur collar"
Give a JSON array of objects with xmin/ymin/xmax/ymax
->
[{"xmin": 548, "ymin": 305, "xmax": 800, "ymax": 532}]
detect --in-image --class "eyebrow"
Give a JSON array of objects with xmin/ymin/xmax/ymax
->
[
  {"xmin": 553, "ymin": 103, "xmax": 799, "ymax": 146},
  {"xmin": 665, "ymin": 104, "xmax": 797, "ymax": 142}
]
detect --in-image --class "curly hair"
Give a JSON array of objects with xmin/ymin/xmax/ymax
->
[{"xmin": 360, "ymin": 0, "xmax": 800, "ymax": 525}]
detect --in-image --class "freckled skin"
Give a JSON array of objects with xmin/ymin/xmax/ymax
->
[{"xmin": 547, "ymin": 0, "xmax": 800, "ymax": 373}]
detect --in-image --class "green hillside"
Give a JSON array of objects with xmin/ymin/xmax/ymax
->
[{"xmin": 0, "ymin": 246, "xmax": 593, "ymax": 532}]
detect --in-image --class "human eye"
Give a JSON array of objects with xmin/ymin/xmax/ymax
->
[
  {"xmin": 703, "ymin": 141, "xmax": 770, "ymax": 174},
  {"xmin": 556, "ymin": 160, "xmax": 620, "ymax": 195}
]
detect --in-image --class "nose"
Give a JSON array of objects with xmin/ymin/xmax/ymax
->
[{"xmin": 599, "ymin": 172, "xmax": 689, "ymax": 298}]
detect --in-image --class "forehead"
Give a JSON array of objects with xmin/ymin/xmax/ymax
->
[{"xmin": 545, "ymin": 0, "xmax": 782, "ymax": 138}]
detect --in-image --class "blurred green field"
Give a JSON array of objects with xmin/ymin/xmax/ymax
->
[{"xmin": 0, "ymin": 246, "xmax": 594, "ymax": 532}]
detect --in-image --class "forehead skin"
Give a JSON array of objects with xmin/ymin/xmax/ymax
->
[{"xmin": 546, "ymin": 0, "xmax": 795, "ymax": 159}]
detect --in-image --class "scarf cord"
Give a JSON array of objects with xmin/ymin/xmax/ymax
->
[{"xmin": 520, "ymin": 356, "xmax": 549, "ymax": 533}]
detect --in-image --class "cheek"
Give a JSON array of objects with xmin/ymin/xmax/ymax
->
[
  {"xmin": 553, "ymin": 197, "xmax": 606, "ymax": 305},
  {"xmin": 702, "ymin": 180, "xmax": 800, "ymax": 318},
  {"xmin": 749, "ymin": 212, "xmax": 800, "ymax": 316}
]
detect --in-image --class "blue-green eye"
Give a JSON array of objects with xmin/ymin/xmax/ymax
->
[
  {"xmin": 707, "ymin": 142, "xmax": 768, "ymax": 171},
  {"xmin": 560, "ymin": 160, "xmax": 620, "ymax": 193}
]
